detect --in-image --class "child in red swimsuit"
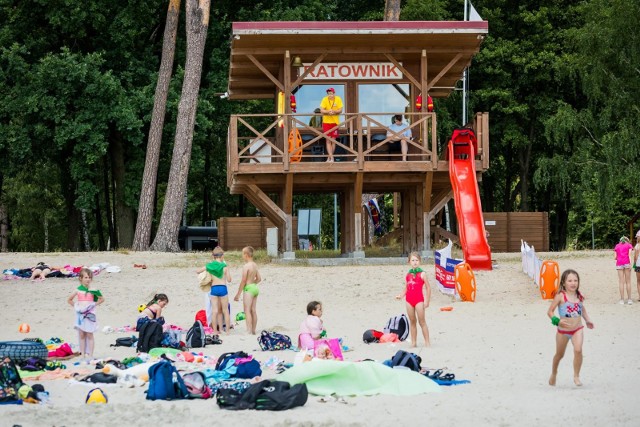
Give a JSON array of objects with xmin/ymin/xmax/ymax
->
[{"xmin": 396, "ymin": 252, "xmax": 431, "ymax": 347}]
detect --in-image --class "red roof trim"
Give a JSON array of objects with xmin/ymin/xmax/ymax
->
[{"xmin": 233, "ymin": 21, "xmax": 488, "ymax": 33}]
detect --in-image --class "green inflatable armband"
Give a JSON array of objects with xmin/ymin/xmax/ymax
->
[
  {"xmin": 319, "ymin": 329, "xmax": 327, "ymax": 338},
  {"xmin": 551, "ymin": 316, "xmax": 560, "ymax": 326}
]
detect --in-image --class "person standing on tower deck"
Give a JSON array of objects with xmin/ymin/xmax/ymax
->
[{"xmin": 319, "ymin": 87, "xmax": 343, "ymax": 162}]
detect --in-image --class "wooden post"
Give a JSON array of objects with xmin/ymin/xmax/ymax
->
[
  {"xmin": 354, "ymin": 172, "xmax": 363, "ymax": 252},
  {"xmin": 283, "ymin": 50, "xmax": 291, "ymax": 172},
  {"xmin": 423, "ymin": 172, "xmax": 433, "ymax": 251},
  {"xmin": 393, "ymin": 192, "xmax": 399, "ymax": 229}
]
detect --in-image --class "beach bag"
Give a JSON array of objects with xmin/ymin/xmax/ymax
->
[
  {"xmin": 258, "ymin": 330, "xmax": 292, "ymax": 351},
  {"xmin": 146, "ymin": 360, "xmax": 188, "ymax": 401},
  {"xmin": 390, "ymin": 350, "xmax": 422, "ymax": 372},
  {"xmin": 182, "ymin": 372, "xmax": 212, "ymax": 399},
  {"xmin": 218, "ymin": 380, "xmax": 308, "ymax": 411},
  {"xmin": 383, "ymin": 313, "xmax": 409, "ymax": 341},
  {"xmin": 362, "ymin": 329, "xmax": 383, "ymax": 344},
  {"xmin": 186, "ymin": 320, "xmax": 206, "ymax": 348},
  {"xmin": 137, "ymin": 321, "xmax": 163, "ymax": 353},
  {"xmin": 111, "ymin": 336, "xmax": 137, "ymax": 348},
  {"xmin": 0, "ymin": 358, "xmax": 23, "ymax": 404},
  {"xmin": 198, "ymin": 271, "xmax": 213, "ymax": 291},
  {"xmin": 313, "ymin": 338, "xmax": 343, "ymax": 360}
]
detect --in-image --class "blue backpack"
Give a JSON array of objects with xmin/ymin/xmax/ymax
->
[
  {"xmin": 145, "ymin": 360, "xmax": 188, "ymax": 401},
  {"xmin": 258, "ymin": 330, "xmax": 292, "ymax": 351}
]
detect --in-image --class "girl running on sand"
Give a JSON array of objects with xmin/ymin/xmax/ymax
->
[
  {"xmin": 547, "ymin": 269, "xmax": 595, "ymax": 386},
  {"xmin": 396, "ymin": 252, "xmax": 431, "ymax": 347}
]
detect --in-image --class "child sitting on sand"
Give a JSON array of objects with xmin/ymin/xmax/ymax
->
[
  {"xmin": 298, "ymin": 301, "xmax": 326, "ymax": 350},
  {"xmin": 396, "ymin": 252, "xmax": 431, "ymax": 347},
  {"xmin": 137, "ymin": 293, "xmax": 168, "ymax": 331},
  {"xmin": 67, "ymin": 268, "xmax": 104, "ymax": 361},
  {"xmin": 197, "ymin": 246, "xmax": 231, "ymax": 335},
  {"xmin": 234, "ymin": 246, "xmax": 262, "ymax": 335},
  {"xmin": 547, "ymin": 269, "xmax": 595, "ymax": 387}
]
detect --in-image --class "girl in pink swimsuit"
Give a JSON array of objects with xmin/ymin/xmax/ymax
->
[
  {"xmin": 547, "ymin": 269, "xmax": 594, "ymax": 387},
  {"xmin": 396, "ymin": 252, "xmax": 431, "ymax": 347},
  {"xmin": 67, "ymin": 268, "xmax": 104, "ymax": 361}
]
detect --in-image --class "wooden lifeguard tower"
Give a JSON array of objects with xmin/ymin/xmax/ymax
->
[{"xmin": 225, "ymin": 21, "xmax": 490, "ymax": 259}]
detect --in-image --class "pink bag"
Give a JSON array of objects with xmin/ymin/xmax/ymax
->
[
  {"xmin": 379, "ymin": 332, "xmax": 399, "ymax": 343},
  {"xmin": 313, "ymin": 338, "xmax": 343, "ymax": 361}
]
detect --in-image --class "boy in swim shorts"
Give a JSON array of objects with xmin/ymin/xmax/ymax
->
[
  {"xmin": 234, "ymin": 246, "xmax": 262, "ymax": 335},
  {"xmin": 197, "ymin": 246, "xmax": 232, "ymax": 335}
]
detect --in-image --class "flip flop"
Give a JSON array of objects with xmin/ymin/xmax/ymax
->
[
  {"xmin": 440, "ymin": 306, "xmax": 454, "ymax": 311},
  {"xmin": 439, "ymin": 373, "xmax": 455, "ymax": 381}
]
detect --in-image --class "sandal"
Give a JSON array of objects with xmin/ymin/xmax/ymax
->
[
  {"xmin": 428, "ymin": 369, "xmax": 443, "ymax": 380},
  {"xmin": 439, "ymin": 373, "xmax": 455, "ymax": 381}
]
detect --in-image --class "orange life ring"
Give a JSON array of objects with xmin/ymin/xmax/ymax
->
[
  {"xmin": 454, "ymin": 263, "xmax": 477, "ymax": 302},
  {"xmin": 539, "ymin": 260, "xmax": 559, "ymax": 300},
  {"xmin": 288, "ymin": 129, "xmax": 302, "ymax": 162}
]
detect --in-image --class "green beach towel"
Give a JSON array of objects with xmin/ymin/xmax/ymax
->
[{"xmin": 278, "ymin": 360, "xmax": 441, "ymax": 396}]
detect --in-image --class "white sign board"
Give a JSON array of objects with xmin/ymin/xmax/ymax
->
[{"xmin": 301, "ymin": 63, "xmax": 403, "ymax": 80}]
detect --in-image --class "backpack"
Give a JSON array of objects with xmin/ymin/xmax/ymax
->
[
  {"xmin": 383, "ymin": 314, "xmax": 409, "ymax": 341},
  {"xmin": 182, "ymin": 371, "xmax": 212, "ymax": 399},
  {"xmin": 111, "ymin": 336, "xmax": 138, "ymax": 348},
  {"xmin": 215, "ymin": 351, "xmax": 249, "ymax": 371},
  {"xmin": 258, "ymin": 330, "xmax": 292, "ymax": 351},
  {"xmin": 390, "ymin": 350, "xmax": 422, "ymax": 372},
  {"xmin": 186, "ymin": 321, "xmax": 206, "ymax": 348},
  {"xmin": 145, "ymin": 360, "xmax": 188, "ymax": 401},
  {"xmin": 217, "ymin": 380, "xmax": 308, "ymax": 411},
  {"xmin": 161, "ymin": 329, "xmax": 182, "ymax": 349},
  {"xmin": 137, "ymin": 321, "xmax": 163, "ymax": 353},
  {"xmin": 0, "ymin": 358, "xmax": 23, "ymax": 404}
]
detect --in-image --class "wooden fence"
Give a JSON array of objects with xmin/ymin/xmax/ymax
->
[
  {"xmin": 483, "ymin": 212, "xmax": 549, "ymax": 252},
  {"xmin": 218, "ymin": 217, "xmax": 299, "ymax": 251}
]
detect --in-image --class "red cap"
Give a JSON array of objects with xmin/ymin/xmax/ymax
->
[{"xmin": 326, "ymin": 87, "xmax": 335, "ymax": 93}]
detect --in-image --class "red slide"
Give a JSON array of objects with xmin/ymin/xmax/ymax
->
[{"xmin": 448, "ymin": 128, "xmax": 492, "ymax": 270}]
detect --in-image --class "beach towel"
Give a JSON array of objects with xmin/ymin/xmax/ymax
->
[{"xmin": 277, "ymin": 359, "xmax": 441, "ymax": 396}]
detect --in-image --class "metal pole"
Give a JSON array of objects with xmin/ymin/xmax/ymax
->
[{"xmin": 334, "ymin": 193, "xmax": 338, "ymax": 250}]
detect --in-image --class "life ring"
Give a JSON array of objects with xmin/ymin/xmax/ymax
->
[
  {"xmin": 0, "ymin": 340, "xmax": 48, "ymax": 362},
  {"xmin": 288, "ymin": 129, "xmax": 302, "ymax": 163}
]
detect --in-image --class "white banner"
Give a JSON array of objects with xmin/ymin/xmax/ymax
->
[{"xmin": 301, "ymin": 62, "xmax": 403, "ymax": 80}]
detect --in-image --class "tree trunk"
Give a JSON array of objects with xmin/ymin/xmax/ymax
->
[
  {"xmin": 61, "ymin": 168, "xmax": 81, "ymax": 251},
  {"xmin": 0, "ymin": 202, "xmax": 8, "ymax": 252},
  {"xmin": 111, "ymin": 129, "xmax": 135, "ymax": 247},
  {"xmin": 94, "ymin": 192, "xmax": 106, "ymax": 250},
  {"xmin": 133, "ymin": 0, "xmax": 182, "ymax": 251},
  {"xmin": 384, "ymin": 0, "xmax": 401, "ymax": 21},
  {"xmin": 102, "ymin": 156, "xmax": 116, "ymax": 249},
  {"xmin": 518, "ymin": 124, "xmax": 534, "ymax": 211},
  {"xmin": 0, "ymin": 174, "xmax": 7, "ymax": 252},
  {"xmin": 151, "ymin": 0, "xmax": 210, "ymax": 252}
]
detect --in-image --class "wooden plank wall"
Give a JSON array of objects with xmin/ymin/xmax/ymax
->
[
  {"xmin": 218, "ymin": 217, "xmax": 299, "ymax": 250},
  {"xmin": 483, "ymin": 212, "xmax": 549, "ymax": 252}
]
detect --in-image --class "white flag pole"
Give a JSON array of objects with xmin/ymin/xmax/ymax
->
[{"xmin": 462, "ymin": 0, "xmax": 468, "ymax": 126}]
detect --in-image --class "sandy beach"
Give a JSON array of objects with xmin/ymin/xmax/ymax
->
[{"xmin": 1, "ymin": 250, "xmax": 639, "ymax": 426}]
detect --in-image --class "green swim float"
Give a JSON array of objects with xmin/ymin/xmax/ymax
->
[{"xmin": 244, "ymin": 283, "xmax": 259, "ymax": 297}]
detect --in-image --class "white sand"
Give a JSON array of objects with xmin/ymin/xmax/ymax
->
[{"xmin": 1, "ymin": 250, "xmax": 639, "ymax": 426}]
